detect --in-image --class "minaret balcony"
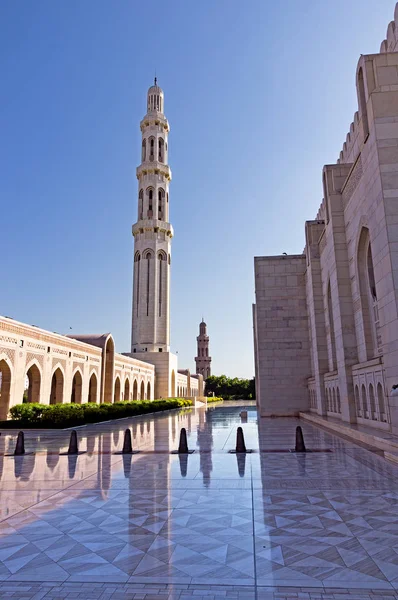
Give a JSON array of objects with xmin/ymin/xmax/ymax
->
[
  {"xmin": 140, "ymin": 115, "xmax": 169, "ymax": 131},
  {"xmin": 136, "ymin": 162, "xmax": 172, "ymax": 181},
  {"xmin": 132, "ymin": 219, "xmax": 174, "ymax": 238}
]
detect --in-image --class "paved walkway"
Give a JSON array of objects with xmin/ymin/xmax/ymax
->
[{"xmin": 1, "ymin": 403, "xmax": 398, "ymax": 599}]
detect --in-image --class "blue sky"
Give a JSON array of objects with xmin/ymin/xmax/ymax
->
[{"xmin": 0, "ymin": 0, "xmax": 396, "ymax": 378}]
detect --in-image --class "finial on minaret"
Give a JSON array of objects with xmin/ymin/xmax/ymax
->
[{"xmin": 154, "ymin": 76, "xmax": 157, "ymax": 86}]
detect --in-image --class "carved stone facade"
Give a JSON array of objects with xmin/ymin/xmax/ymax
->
[{"xmin": 253, "ymin": 4, "xmax": 398, "ymax": 435}]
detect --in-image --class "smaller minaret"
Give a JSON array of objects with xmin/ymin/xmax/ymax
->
[{"xmin": 195, "ymin": 319, "xmax": 212, "ymax": 379}]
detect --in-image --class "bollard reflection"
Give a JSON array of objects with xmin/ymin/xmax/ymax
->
[
  {"xmin": 236, "ymin": 452, "xmax": 246, "ymax": 478},
  {"xmin": 178, "ymin": 453, "xmax": 188, "ymax": 477}
]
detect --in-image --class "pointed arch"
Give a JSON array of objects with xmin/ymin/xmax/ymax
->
[
  {"xmin": 141, "ymin": 138, "xmax": 146, "ymax": 162},
  {"xmin": 326, "ymin": 280, "xmax": 337, "ymax": 371},
  {"xmin": 357, "ymin": 66, "xmax": 369, "ymax": 140},
  {"xmin": 88, "ymin": 372, "xmax": 98, "ymax": 403},
  {"xmin": 355, "ymin": 385, "xmax": 361, "ymax": 417},
  {"xmin": 114, "ymin": 377, "xmax": 121, "ymax": 403},
  {"xmin": 377, "ymin": 383, "xmax": 387, "ymax": 422},
  {"xmin": 357, "ymin": 227, "xmax": 380, "ymax": 359},
  {"xmin": 50, "ymin": 367, "xmax": 64, "ymax": 405},
  {"xmin": 158, "ymin": 188, "xmax": 165, "ymax": 220},
  {"xmin": 25, "ymin": 361, "xmax": 41, "ymax": 404},
  {"xmin": 361, "ymin": 384, "xmax": 368, "ymax": 418},
  {"xmin": 148, "ymin": 136, "xmax": 155, "ymax": 161},
  {"xmin": 158, "ymin": 137, "xmax": 164, "ymax": 162},
  {"xmin": 139, "ymin": 190, "xmax": 144, "ymax": 220},
  {"xmin": 146, "ymin": 187, "xmax": 154, "ymax": 218},
  {"xmin": 71, "ymin": 369, "xmax": 83, "ymax": 404},
  {"xmin": 147, "ymin": 380, "xmax": 151, "ymax": 400},
  {"xmin": 140, "ymin": 380, "xmax": 145, "ymax": 400},
  {"xmin": 0, "ymin": 357, "xmax": 12, "ymax": 420},
  {"xmin": 133, "ymin": 378, "xmax": 138, "ymax": 400},
  {"xmin": 124, "ymin": 377, "xmax": 130, "ymax": 401}
]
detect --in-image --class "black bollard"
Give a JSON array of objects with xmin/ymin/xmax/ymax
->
[
  {"xmin": 68, "ymin": 430, "xmax": 79, "ymax": 455},
  {"xmin": 295, "ymin": 426, "xmax": 306, "ymax": 453},
  {"xmin": 178, "ymin": 428, "xmax": 189, "ymax": 454},
  {"xmin": 122, "ymin": 429, "xmax": 133, "ymax": 454},
  {"xmin": 236, "ymin": 427, "xmax": 247, "ymax": 453},
  {"xmin": 14, "ymin": 431, "xmax": 25, "ymax": 456}
]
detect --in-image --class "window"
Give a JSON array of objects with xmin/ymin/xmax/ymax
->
[{"xmin": 358, "ymin": 67, "xmax": 369, "ymax": 141}]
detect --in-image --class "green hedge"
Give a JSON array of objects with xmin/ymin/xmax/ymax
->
[
  {"xmin": 5, "ymin": 399, "xmax": 192, "ymax": 429},
  {"xmin": 206, "ymin": 397, "xmax": 223, "ymax": 403}
]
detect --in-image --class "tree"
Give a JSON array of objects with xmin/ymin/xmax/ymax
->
[{"xmin": 205, "ymin": 375, "xmax": 255, "ymax": 400}]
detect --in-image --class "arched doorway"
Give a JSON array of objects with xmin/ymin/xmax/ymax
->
[
  {"xmin": 71, "ymin": 370, "xmax": 83, "ymax": 404},
  {"xmin": 355, "ymin": 385, "xmax": 361, "ymax": 416},
  {"xmin": 114, "ymin": 377, "xmax": 121, "ymax": 403},
  {"xmin": 140, "ymin": 380, "xmax": 145, "ymax": 400},
  {"xmin": 88, "ymin": 373, "xmax": 98, "ymax": 403},
  {"xmin": 133, "ymin": 379, "xmax": 138, "ymax": 400},
  {"xmin": 361, "ymin": 385, "xmax": 368, "ymax": 418},
  {"xmin": 25, "ymin": 363, "xmax": 41, "ymax": 403},
  {"xmin": 377, "ymin": 383, "xmax": 386, "ymax": 421},
  {"xmin": 147, "ymin": 381, "xmax": 151, "ymax": 400},
  {"xmin": 171, "ymin": 370, "xmax": 176, "ymax": 397},
  {"xmin": 50, "ymin": 368, "xmax": 64, "ymax": 405},
  {"xmin": 369, "ymin": 383, "xmax": 376, "ymax": 419},
  {"xmin": 0, "ymin": 359, "xmax": 12, "ymax": 420},
  {"xmin": 124, "ymin": 378, "xmax": 130, "ymax": 401},
  {"xmin": 103, "ymin": 336, "xmax": 115, "ymax": 403}
]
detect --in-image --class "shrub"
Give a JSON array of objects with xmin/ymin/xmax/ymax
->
[
  {"xmin": 7, "ymin": 398, "xmax": 193, "ymax": 428},
  {"xmin": 206, "ymin": 397, "xmax": 223, "ymax": 403}
]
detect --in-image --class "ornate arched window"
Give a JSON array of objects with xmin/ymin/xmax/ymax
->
[
  {"xmin": 142, "ymin": 139, "xmax": 146, "ymax": 162},
  {"xmin": 327, "ymin": 281, "xmax": 337, "ymax": 371},
  {"xmin": 158, "ymin": 138, "xmax": 164, "ymax": 162},
  {"xmin": 358, "ymin": 67, "xmax": 369, "ymax": 140},
  {"xmin": 139, "ymin": 189, "xmax": 144, "ymax": 220},
  {"xmin": 357, "ymin": 228, "xmax": 381, "ymax": 359},
  {"xmin": 158, "ymin": 251, "xmax": 167, "ymax": 317},
  {"xmin": 146, "ymin": 188, "xmax": 154, "ymax": 218},
  {"xmin": 361, "ymin": 384, "xmax": 368, "ymax": 418},
  {"xmin": 158, "ymin": 188, "xmax": 165, "ymax": 220},
  {"xmin": 149, "ymin": 137, "xmax": 155, "ymax": 161},
  {"xmin": 143, "ymin": 250, "xmax": 153, "ymax": 316}
]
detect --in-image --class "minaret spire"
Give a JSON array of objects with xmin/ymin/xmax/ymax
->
[
  {"xmin": 131, "ymin": 81, "xmax": 173, "ymax": 353},
  {"xmin": 195, "ymin": 320, "xmax": 212, "ymax": 379}
]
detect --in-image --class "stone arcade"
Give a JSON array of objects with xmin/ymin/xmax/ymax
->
[
  {"xmin": 253, "ymin": 3, "xmax": 398, "ymax": 436},
  {"xmin": 0, "ymin": 81, "xmax": 203, "ymax": 419}
]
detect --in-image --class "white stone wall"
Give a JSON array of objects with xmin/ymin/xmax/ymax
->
[{"xmin": 253, "ymin": 256, "xmax": 311, "ymax": 416}]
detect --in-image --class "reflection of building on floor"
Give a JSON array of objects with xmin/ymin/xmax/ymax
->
[
  {"xmin": 253, "ymin": 4, "xmax": 398, "ymax": 436},
  {"xmin": 197, "ymin": 408, "xmax": 213, "ymax": 486},
  {"xmin": 0, "ymin": 82, "xmax": 203, "ymax": 420}
]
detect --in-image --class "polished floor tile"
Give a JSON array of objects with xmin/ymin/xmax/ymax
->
[{"xmin": 1, "ymin": 403, "xmax": 398, "ymax": 595}]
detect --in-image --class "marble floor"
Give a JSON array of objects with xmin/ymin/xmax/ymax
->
[{"xmin": 1, "ymin": 403, "xmax": 398, "ymax": 599}]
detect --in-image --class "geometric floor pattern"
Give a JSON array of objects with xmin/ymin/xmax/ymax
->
[{"xmin": 2, "ymin": 403, "xmax": 398, "ymax": 598}]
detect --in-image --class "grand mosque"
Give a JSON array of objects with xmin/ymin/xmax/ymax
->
[{"xmin": 0, "ymin": 82, "xmax": 211, "ymax": 419}]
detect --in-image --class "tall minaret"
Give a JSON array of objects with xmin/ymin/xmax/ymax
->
[
  {"xmin": 195, "ymin": 320, "xmax": 212, "ymax": 379},
  {"xmin": 131, "ymin": 80, "xmax": 173, "ymax": 353}
]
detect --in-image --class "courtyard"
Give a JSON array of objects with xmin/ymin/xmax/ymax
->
[{"xmin": 0, "ymin": 403, "xmax": 398, "ymax": 599}]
